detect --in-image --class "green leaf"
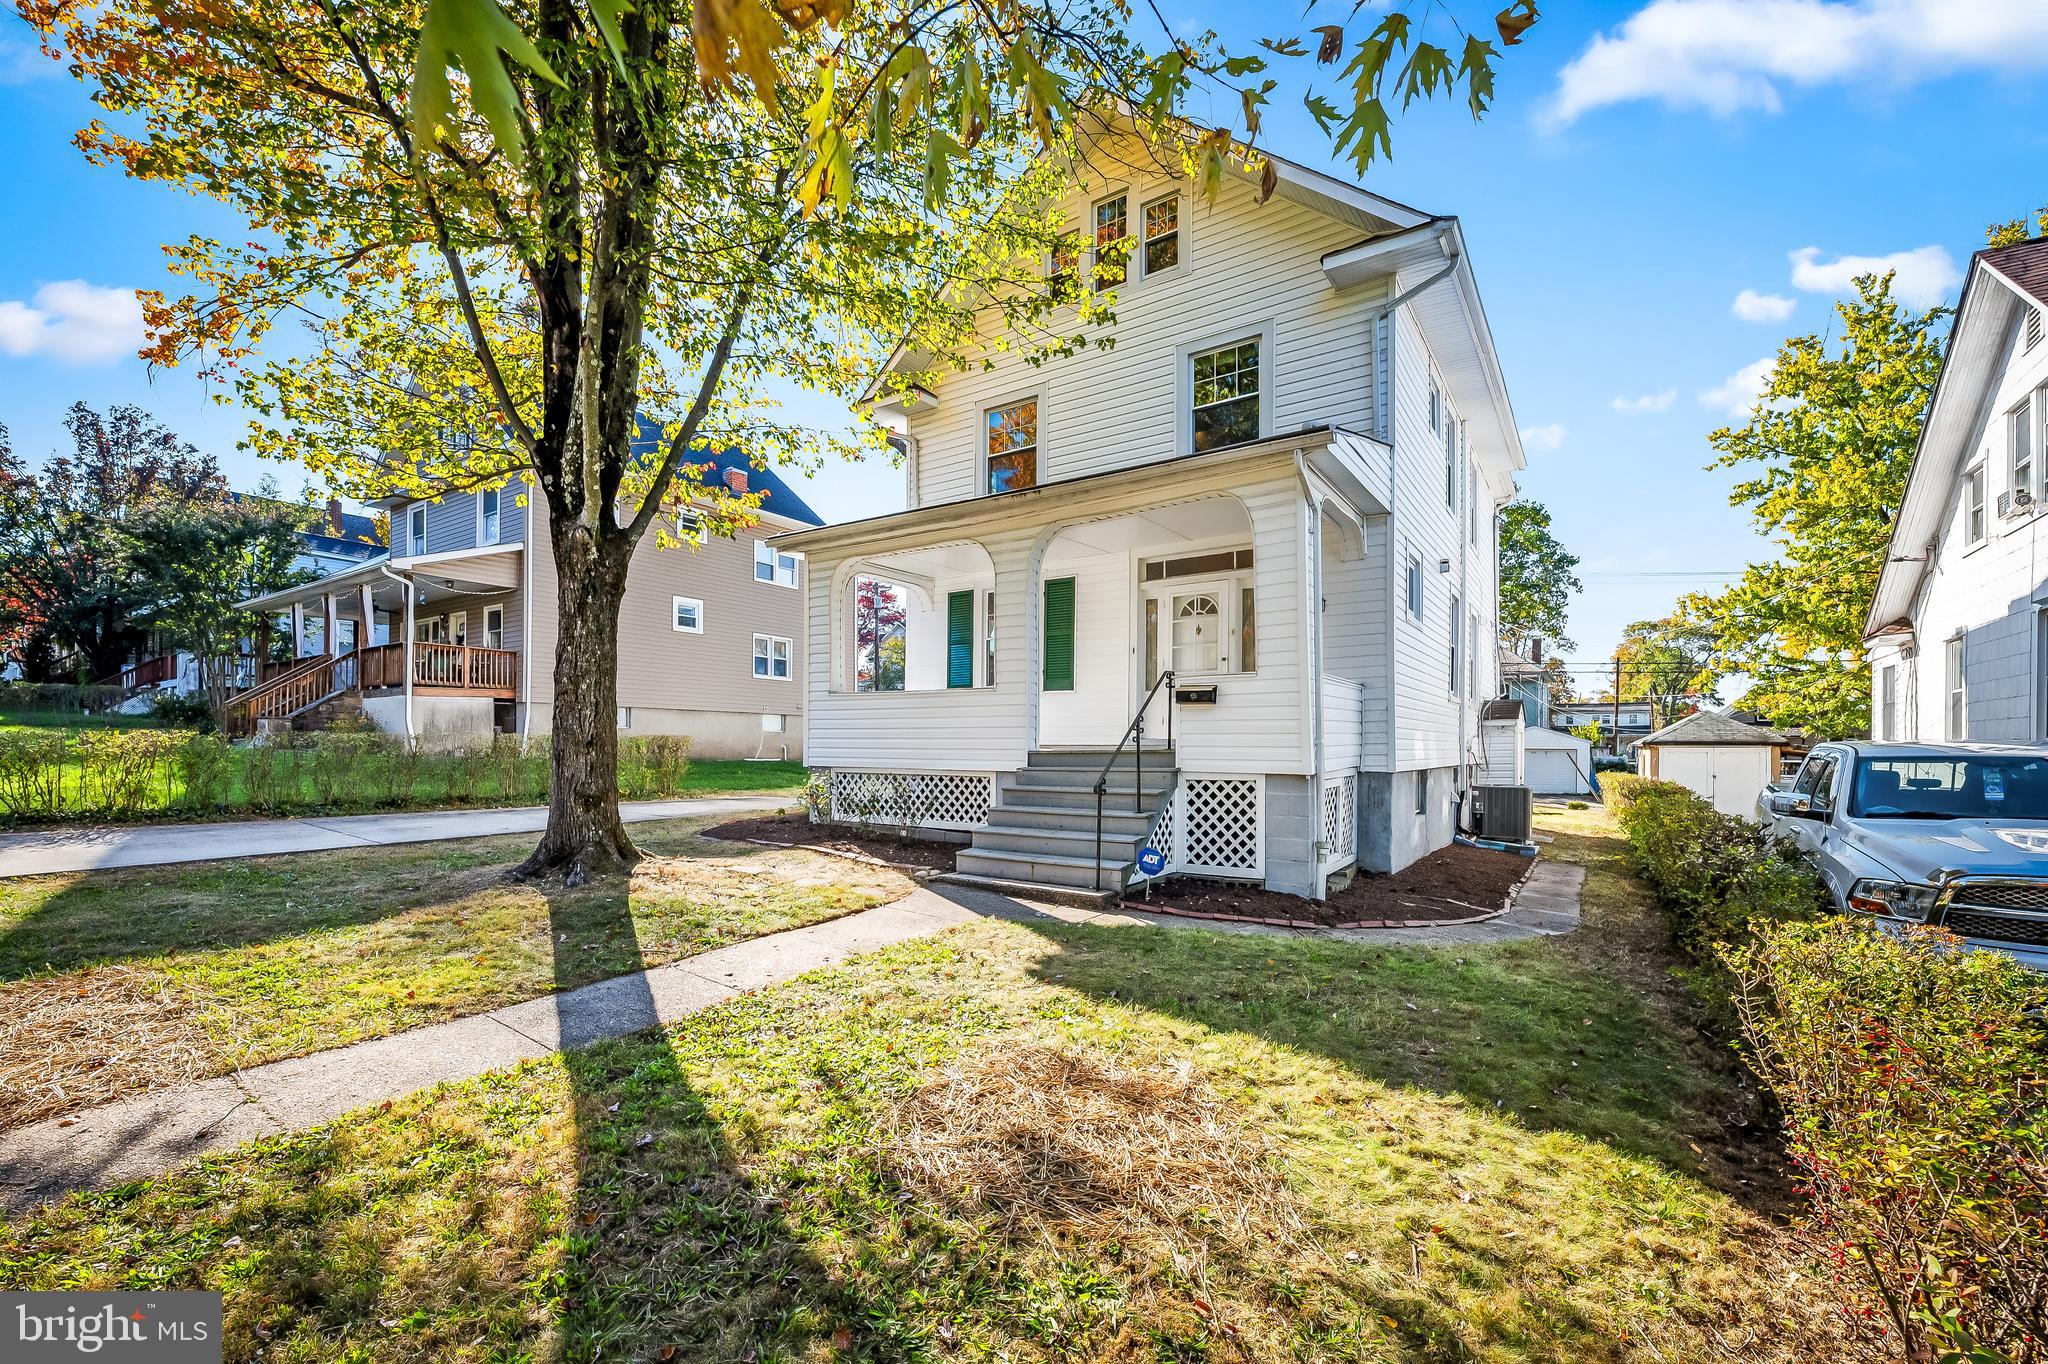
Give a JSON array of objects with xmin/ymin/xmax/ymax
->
[
  {"xmin": 921, "ymin": 127, "xmax": 960, "ymax": 209},
  {"xmin": 1303, "ymin": 92, "xmax": 1342, "ymax": 135},
  {"xmin": 411, "ymin": 0, "xmax": 559, "ymax": 160},
  {"xmin": 1458, "ymin": 35, "xmax": 1499, "ymax": 117},
  {"xmin": 1333, "ymin": 95, "xmax": 1391, "ymax": 173},
  {"xmin": 1396, "ymin": 41, "xmax": 1454, "ymax": 109},
  {"xmin": 1219, "ymin": 52, "xmax": 1267, "ymax": 78},
  {"xmin": 589, "ymin": 0, "xmax": 633, "ymax": 81}
]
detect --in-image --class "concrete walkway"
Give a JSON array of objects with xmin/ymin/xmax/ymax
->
[
  {"xmin": 0, "ymin": 868, "xmax": 1585, "ymax": 1213},
  {"xmin": 0, "ymin": 796, "xmax": 793, "ymax": 878}
]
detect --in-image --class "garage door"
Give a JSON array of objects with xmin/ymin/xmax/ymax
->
[{"xmin": 1527, "ymin": 747, "xmax": 1592, "ymax": 794}]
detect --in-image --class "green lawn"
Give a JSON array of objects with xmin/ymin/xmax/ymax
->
[
  {"xmin": 0, "ymin": 812, "xmax": 887, "ymax": 1129},
  {"xmin": 0, "ymin": 809, "xmax": 1854, "ymax": 1362}
]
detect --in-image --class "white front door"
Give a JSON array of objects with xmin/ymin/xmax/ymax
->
[
  {"xmin": 448, "ymin": 611, "xmax": 468, "ymax": 647},
  {"xmin": 1140, "ymin": 579, "xmax": 1234, "ymax": 738}
]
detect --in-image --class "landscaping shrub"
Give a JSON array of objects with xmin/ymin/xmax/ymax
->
[
  {"xmin": 1728, "ymin": 919, "xmax": 2048, "ymax": 1362},
  {"xmin": 0, "ymin": 730, "xmax": 68, "ymax": 818},
  {"xmin": 1611, "ymin": 778, "xmax": 1824, "ymax": 959},
  {"xmin": 240, "ymin": 738, "xmax": 291, "ymax": 811},
  {"xmin": 75, "ymin": 729, "xmax": 182, "ymax": 816},
  {"xmin": 148, "ymin": 691, "xmax": 216, "ymax": 731},
  {"xmin": 613, "ymin": 736, "xmax": 689, "ymax": 799},
  {"xmin": 175, "ymin": 733, "xmax": 236, "ymax": 810},
  {"xmin": 0, "ymin": 682, "xmax": 125, "ymax": 716}
]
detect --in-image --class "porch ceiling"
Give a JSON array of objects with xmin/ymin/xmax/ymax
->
[
  {"xmin": 1048, "ymin": 496, "xmax": 1252, "ymax": 556},
  {"xmin": 239, "ymin": 548, "xmax": 521, "ymax": 614}
]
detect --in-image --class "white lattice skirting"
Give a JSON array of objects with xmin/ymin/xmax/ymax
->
[
  {"xmin": 826, "ymin": 770, "xmax": 993, "ymax": 830},
  {"xmin": 1134, "ymin": 775, "xmax": 1265, "ymax": 882},
  {"xmin": 1321, "ymin": 773, "xmax": 1357, "ymax": 870}
]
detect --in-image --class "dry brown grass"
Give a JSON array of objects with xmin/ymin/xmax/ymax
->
[
  {"xmin": 882, "ymin": 1043, "xmax": 1310, "ymax": 1251},
  {"xmin": 0, "ymin": 966, "xmax": 229, "ymax": 1127}
]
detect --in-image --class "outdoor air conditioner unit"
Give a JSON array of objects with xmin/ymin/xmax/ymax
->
[
  {"xmin": 1469, "ymin": 785, "xmax": 1532, "ymax": 843},
  {"xmin": 1999, "ymin": 488, "xmax": 2035, "ymax": 518}
]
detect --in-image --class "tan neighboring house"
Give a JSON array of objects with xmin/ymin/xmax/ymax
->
[{"xmin": 235, "ymin": 430, "xmax": 823, "ymax": 757}]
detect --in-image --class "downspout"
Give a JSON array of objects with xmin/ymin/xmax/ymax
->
[
  {"xmin": 1298, "ymin": 451, "xmax": 1326, "ymax": 895},
  {"xmin": 378, "ymin": 561, "xmax": 414, "ymax": 737}
]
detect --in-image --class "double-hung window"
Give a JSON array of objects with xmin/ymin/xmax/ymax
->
[
  {"xmin": 1965, "ymin": 463, "xmax": 1988, "ymax": 544},
  {"xmin": 1444, "ymin": 418, "xmax": 1458, "ymax": 508},
  {"xmin": 2012, "ymin": 398, "xmax": 2036, "ymax": 504},
  {"xmin": 754, "ymin": 633, "xmax": 792, "ymax": 680},
  {"xmin": 1946, "ymin": 637, "xmax": 1966, "ymax": 739},
  {"xmin": 985, "ymin": 399, "xmax": 1038, "ymax": 493},
  {"xmin": 1468, "ymin": 611, "xmax": 1479, "ymax": 697},
  {"xmin": 407, "ymin": 504, "xmax": 427, "ymax": 556},
  {"xmin": 1405, "ymin": 554, "xmax": 1423, "ymax": 620},
  {"xmin": 1092, "ymin": 193, "xmax": 1128, "ymax": 291},
  {"xmin": 1448, "ymin": 592, "xmax": 1463, "ymax": 695},
  {"xmin": 1880, "ymin": 663, "xmax": 1899, "ymax": 740},
  {"xmin": 1191, "ymin": 340, "xmax": 1261, "ymax": 451},
  {"xmin": 672, "ymin": 596, "xmax": 703, "ymax": 634},
  {"xmin": 478, "ymin": 487, "xmax": 501, "ymax": 543},
  {"xmin": 754, "ymin": 540, "xmax": 798, "ymax": 587},
  {"xmin": 1048, "ymin": 232, "xmax": 1079, "ymax": 303},
  {"xmin": 1141, "ymin": 194, "xmax": 1179, "ymax": 274}
]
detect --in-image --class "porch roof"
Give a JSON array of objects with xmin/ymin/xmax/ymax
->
[
  {"xmin": 239, "ymin": 546, "xmax": 521, "ymax": 612},
  {"xmin": 773, "ymin": 426, "xmax": 1376, "ymax": 553}
]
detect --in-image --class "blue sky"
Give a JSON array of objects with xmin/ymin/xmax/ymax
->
[{"xmin": 4, "ymin": 0, "xmax": 2047, "ymax": 691}]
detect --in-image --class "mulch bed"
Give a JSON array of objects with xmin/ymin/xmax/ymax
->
[
  {"xmin": 703, "ymin": 813, "xmax": 958, "ymax": 873},
  {"xmin": 1123, "ymin": 841, "xmax": 1535, "ymax": 929}
]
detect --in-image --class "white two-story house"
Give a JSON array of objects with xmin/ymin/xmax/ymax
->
[
  {"xmin": 776, "ymin": 127, "xmax": 1525, "ymax": 899},
  {"xmin": 1868, "ymin": 235, "xmax": 2048, "ymax": 743}
]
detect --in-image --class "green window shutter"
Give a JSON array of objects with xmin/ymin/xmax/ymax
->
[
  {"xmin": 946, "ymin": 590, "xmax": 975, "ymax": 688},
  {"xmin": 1043, "ymin": 576, "xmax": 1075, "ymax": 692}
]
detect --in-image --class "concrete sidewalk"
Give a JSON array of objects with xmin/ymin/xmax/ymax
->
[
  {"xmin": 0, "ymin": 868, "xmax": 1584, "ymax": 1212},
  {"xmin": 0, "ymin": 795, "xmax": 793, "ymax": 878}
]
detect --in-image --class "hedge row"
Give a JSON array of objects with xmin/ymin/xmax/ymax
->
[
  {"xmin": 1606, "ymin": 773, "xmax": 2047, "ymax": 1361},
  {"xmin": 0, "ymin": 725, "xmax": 693, "ymax": 820}
]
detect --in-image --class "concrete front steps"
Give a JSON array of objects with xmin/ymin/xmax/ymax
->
[{"xmin": 942, "ymin": 748, "xmax": 1176, "ymax": 902}]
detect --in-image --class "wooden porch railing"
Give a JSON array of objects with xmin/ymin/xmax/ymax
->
[
  {"xmin": 97, "ymin": 654, "xmax": 177, "ymax": 690},
  {"xmin": 358, "ymin": 641, "xmax": 517, "ymax": 698},
  {"xmin": 223, "ymin": 652, "xmax": 355, "ymax": 736}
]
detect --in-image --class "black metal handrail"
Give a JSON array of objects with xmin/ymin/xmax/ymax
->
[{"xmin": 1094, "ymin": 670, "xmax": 1175, "ymax": 891}]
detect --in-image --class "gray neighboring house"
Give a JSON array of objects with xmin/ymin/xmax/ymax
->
[{"xmin": 237, "ymin": 436, "xmax": 823, "ymax": 757}]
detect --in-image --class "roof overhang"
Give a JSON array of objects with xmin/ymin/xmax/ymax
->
[
  {"xmin": 1866, "ymin": 253, "xmax": 2029, "ymax": 637},
  {"xmin": 1321, "ymin": 218, "xmax": 1524, "ymax": 478},
  {"xmin": 240, "ymin": 546, "xmax": 522, "ymax": 611},
  {"xmin": 771, "ymin": 427, "xmax": 1339, "ymax": 554}
]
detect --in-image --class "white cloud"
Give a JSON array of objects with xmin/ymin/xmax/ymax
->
[
  {"xmin": 0, "ymin": 281, "xmax": 145, "ymax": 365},
  {"xmin": 1519, "ymin": 423, "xmax": 1567, "ymax": 454},
  {"xmin": 1544, "ymin": 0, "xmax": 2048, "ymax": 126},
  {"xmin": 1788, "ymin": 244, "xmax": 1962, "ymax": 308},
  {"xmin": 1699, "ymin": 356, "xmax": 1775, "ymax": 416},
  {"xmin": 1732, "ymin": 288, "xmax": 1796, "ymax": 322},
  {"xmin": 0, "ymin": 39, "xmax": 60, "ymax": 86},
  {"xmin": 1610, "ymin": 390, "xmax": 1677, "ymax": 414}
]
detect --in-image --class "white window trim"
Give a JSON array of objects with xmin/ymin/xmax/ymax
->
[
  {"xmin": 476, "ymin": 486, "xmax": 501, "ymax": 545},
  {"xmin": 1964, "ymin": 461, "xmax": 1988, "ymax": 546},
  {"xmin": 754, "ymin": 632, "xmax": 793, "ymax": 681},
  {"xmin": 754, "ymin": 539, "xmax": 799, "ymax": 588},
  {"xmin": 483, "ymin": 605, "xmax": 504, "ymax": 649},
  {"xmin": 1946, "ymin": 634, "xmax": 1967, "ymax": 740},
  {"xmin": 1405, "ymin": 553, "xmax": 1423, "ymax": 621},
  {"xmin": 406, "ymin": 504, "xmax": 427, "ymax": 557},
  {"xmin": 1176, "ymin": 321, "xmax": 1275, "ymax": 457},
  {"xmin": 2011, "ymin": 395, "xmax": 2037, "ymax": 504},
  {"xmin": 1090, "ymin": 190, "xmax": 1129, "ymax": 292},
  {"xmin": 1448, "ymin": 591, "xmax": 1463, "ymax": 697},
  {"xmin": 672, "ymin": 595, "xmax": 704, "ymax": 634},
  {"xmin": 1138, "ymin": 191, "xmax": 1183, "ymax": 279},
  {"xmin": 982, "ymin": 393, "xmax": 1040, "ymax": 495}
]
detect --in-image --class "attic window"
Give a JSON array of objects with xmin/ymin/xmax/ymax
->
[{"xmin": 2029, "ymin": 309, "xmax": 2044, "ymax": 352}]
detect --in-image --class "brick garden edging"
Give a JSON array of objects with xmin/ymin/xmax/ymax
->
[{"xmin": 1116, "ymin": 851, "xmax": 1541, "ymax": 931}]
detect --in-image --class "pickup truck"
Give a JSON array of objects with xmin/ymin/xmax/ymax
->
[{"xmin": 1756, "ymin": 740, "xmax": 2048, "ymax": 971}]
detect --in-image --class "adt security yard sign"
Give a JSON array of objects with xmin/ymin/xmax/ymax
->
[{"xmin": 1135, "ymin": 845, "xmax": 1166, "ymax": 877}]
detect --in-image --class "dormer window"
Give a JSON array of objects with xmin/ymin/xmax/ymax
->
[
  {"xmin": 986, "ymin": 399, "xmax": 1038, "ymax": 493},
  {"xmin": 407, "ymin": 504, "xmax": 426, "ymax": 556},
  {"xmin": 1092, "ymin": 194, "xmax": 1128, "ymax": 291}
]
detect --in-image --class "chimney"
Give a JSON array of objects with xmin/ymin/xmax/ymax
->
[
  {"xmin": 723, "ymin": 467, "xmax": 748, "ymax": 494},
  {"xmin": 1531, "ymin": 638, "xmax": 1543, "ymax": 663},
  {"xmin": 327, "ymin": 497, "xmax": 344, "ymax": 536}
]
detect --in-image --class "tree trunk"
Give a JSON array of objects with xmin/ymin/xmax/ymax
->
[{"xmin": 515, "ymin": 526, "xmax": 637, "ymax": 885}]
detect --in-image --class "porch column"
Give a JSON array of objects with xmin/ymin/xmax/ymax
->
[
  {"xmin": 357, "ymin": 582, "xmax": 376, "ymax": 652},
  {"xmin": 289, "ymin": 600, "xmax": 305, "ymax": 658},
  {"xmin": 322, "ymin": 592, "xmax": 337, "ymax": 658},
  {"xmin": 401, "ymin": 576, "xmax": 415, "ymax": 736},
  {"xmin": 255, "ymin": 616, "xmax": 271, "ymax": 678}
]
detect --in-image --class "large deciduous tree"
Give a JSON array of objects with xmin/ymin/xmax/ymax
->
[
  {"xmin": 0, "ymin": 403, "xmax": 226, "ymax": 681},
  {"xmin": 1686, "ymin": 275, "xmax": 1946, "ymax": 739},
  {"xmin": 1497, "ymin": 499, "xmax": 1580, "ymax": 655},
  {"xmin": 1611, "ymin": 615, "xmax": 1719, "ymax": 732},
  {"xmin": 27, "ymin": 0, "xmax": 1536, "ymax": 883}
]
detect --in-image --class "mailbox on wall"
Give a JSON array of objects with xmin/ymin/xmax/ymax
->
[{"xmin": 1174, "ymin": 684, "xmax": 1219, "ymax": 705}]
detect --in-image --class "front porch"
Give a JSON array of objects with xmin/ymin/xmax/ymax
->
[
  {"xmin": 232, "ymin": 548, "xmax": 523, "ymax": 737},
  {"xmin": 784, "ymin": 433, "xmax": 1388, "ymax": 897}
]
